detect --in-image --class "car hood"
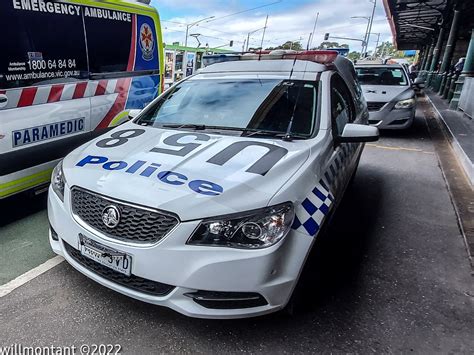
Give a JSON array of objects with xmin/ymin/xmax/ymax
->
[
  {"xmin": 361, "ymin": 85, "xmax": 414, "ymax": 103},
  {"xmin": 63, "ymin": 123, "xmax": 311, "ymax": 221}
]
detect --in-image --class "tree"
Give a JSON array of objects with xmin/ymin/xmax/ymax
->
[
  {"xmin": 266, "ymin": 41, "xmax": 303, "ymax": 51},
  {"xmin": 348, "ymin": 51, "xmax": 361, "ymax": 61},
  {"xmin": 375, "ymin": 41, "xmax": 398, "ymax": 58},
  {"xmin": 313, "ymin": 41, "xmax": 349, "ymax": 50}
]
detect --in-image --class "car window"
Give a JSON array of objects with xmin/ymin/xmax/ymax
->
[
  {"xmin": 355, "ymin": 67, "xmax": 408, "ymax": 86},
  {"xmin": 252, "ymin": 82, "xmax": 317, "ymax": 135},
  {"xmin": 86, "ymin": 14, "xmax": 159, "ymax": 74},
  {"xmin": 136, "ymin": 79, "xmax": 319, "ymax": 137},
  {"xmin": 0, "ymin": 1, "xmax": 88, "ymax": 89},
  {"xmin": 331, "ymin": 74, "xmax": 355, "ymax": 136}
]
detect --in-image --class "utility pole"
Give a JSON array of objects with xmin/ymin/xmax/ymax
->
[
  {"xmin": 183, "ymin": 16, "xmax": 215, "ymax": 77},
  {"xmin": 246, "ymin": 25, "xmax": 266, "ymax": 51},
  {"xmin": 373, "ymin": 32, "xmax": 381, "ymax": 57},
  {"xmin": 351, "ymin": 16, "xmax": 371, "ymax": 55},
  {"xmin": 366, "ymin": 0, "xmax": 377, "ymax": 56}
]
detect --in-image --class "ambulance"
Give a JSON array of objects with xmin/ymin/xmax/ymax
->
[{"xmin": 0, "ymin": 0, "xmax": 164, "ymax": 198}]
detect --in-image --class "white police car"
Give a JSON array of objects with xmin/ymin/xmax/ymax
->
[{"xmin": 48, "ymin": 50, "xmax": 379, "ymax": 319}]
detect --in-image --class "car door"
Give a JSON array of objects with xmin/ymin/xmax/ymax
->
[
  {"xmin": 320, "ymin": 73, "xmax": 359, "ymax": 203},
  {"xmin": 0, "ymin": 2, "xmax": 91, "ymax": 198}
]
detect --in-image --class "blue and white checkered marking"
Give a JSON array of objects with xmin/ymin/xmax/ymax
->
[
  {"xmin": 292, "ymin": 142, "xmax": 360, "ymax": 237},
  {"xmin": 292, "ymin": 182, "xmax": 334, "ymax": 236}
]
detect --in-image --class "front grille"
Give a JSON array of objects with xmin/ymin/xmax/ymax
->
[
  {"xmin": 71, "ymin": 187, "xmax": 179, "ymax": 244},
  {"xmin": 367, "ymin": 102, "xmax": 387, "ymax": 111},
  {"xmin": 64, "ymin": 242, "xmax": 175, "ymax": 297}
]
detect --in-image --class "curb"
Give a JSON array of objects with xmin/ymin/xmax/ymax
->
[
  {"xmin": 425, "ymin": 94, "xmax": 474, "ymax": 187},
  {"xmin": 421, "ymin": 96, "xmax": 474, "ymax": 269}
]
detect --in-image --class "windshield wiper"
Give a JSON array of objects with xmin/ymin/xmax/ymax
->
[
  {"xmin": 159, "ymin": 124, "xmax": 307, "ymax": 140},
  {"xmin": 162, "ymin": 124, "xmax": 207, "ymax": 130},
  {"xmin": 162, "ymin": 124, "xmax": 253, "ymax": 132}
]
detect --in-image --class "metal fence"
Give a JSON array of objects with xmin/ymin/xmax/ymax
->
[{"xmin": 459, "ymin": 77, "xmax": 474, "ymax": 118}]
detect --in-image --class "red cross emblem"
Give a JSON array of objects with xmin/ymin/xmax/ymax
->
[
  {"xmin": 139, "ymin": 23, "xmax": 155, "ymax": 61},
  {"xmin": 141, "ymin": 25, "xmax": 153, "ymax": 50}
]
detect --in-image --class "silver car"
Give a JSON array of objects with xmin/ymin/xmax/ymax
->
[{"xmin": 355, "ymin": 64, "xmax": 416, "ymax": 130}]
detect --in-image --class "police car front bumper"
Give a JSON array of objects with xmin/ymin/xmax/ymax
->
[{"xmin": 48, "ymin": 186, "xmax": 313, "ymax": 319}]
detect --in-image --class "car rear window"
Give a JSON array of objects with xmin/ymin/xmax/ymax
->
[{"xmin": 355, "ymin": 67, "xmax": 408, "ymax": 86}]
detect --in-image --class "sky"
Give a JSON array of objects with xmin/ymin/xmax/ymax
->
[{"xmin": 150, "ymin": 0, "xmax": 393, "ymax": 53}]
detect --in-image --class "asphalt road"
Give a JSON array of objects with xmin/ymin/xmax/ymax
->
[{"xmin": 1, "ymin": 110, "xmax": 473, "ymax": 353}]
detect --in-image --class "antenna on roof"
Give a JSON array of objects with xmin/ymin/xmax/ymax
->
[
  {"xmin": 283, "ymin": 11, "xmax": 320, "ymax": 142},
  {"xmin": 258, "ymin": 15, "xmax": 269, "ymax": 61},
  {"xmin": 306, "ymin": 12, "xmax": 319, "ymax": 50}
]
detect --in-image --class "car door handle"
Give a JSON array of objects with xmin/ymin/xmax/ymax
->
[{"xmin": 0, "ymin": 94, "xmax": 8, "ymax": 108}]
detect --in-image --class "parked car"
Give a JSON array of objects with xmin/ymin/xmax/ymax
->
[
  {"xmin": 48, "ymin": 50, "xmax": 378, "ymax": 319},
  {"xmin": 355, "ymin": 64, "xmax": 416, "ymax": 129}
]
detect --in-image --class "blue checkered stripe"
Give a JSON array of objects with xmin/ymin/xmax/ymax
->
[
  {"xmin": 292, "ymin": 181, "xmax": 334, "ymax": 236},
  {"xmin": 292, "ymin": 143, "xmax": 360, "ymax": 237}
]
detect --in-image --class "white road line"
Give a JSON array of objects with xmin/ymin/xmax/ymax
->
[{"xmin": 0, "ymin": 256, "xmax": 64, "ymax": 298}]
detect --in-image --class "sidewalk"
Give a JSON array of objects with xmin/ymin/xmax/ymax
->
[
  {"xmin": 421, "ymin": 94, "xmax": 474, "ymax": 266},
  {"xmin": 426, "ymin": 91, "xmax": 474, "ymax": 186}
]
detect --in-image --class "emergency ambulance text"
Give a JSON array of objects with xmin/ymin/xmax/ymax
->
[{"xmin": 12, "ymin": 0, "xmax": 132, "ymax": 22}]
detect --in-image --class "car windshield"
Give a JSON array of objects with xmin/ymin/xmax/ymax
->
[
  {"xmin": 355, "ymin": 67, "xmax": 408, "ymax": 86},
  {"xmin": 135, "ymin": 78, "xmax": 319, "ymax": 137}
]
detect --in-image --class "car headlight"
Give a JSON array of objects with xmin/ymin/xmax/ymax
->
[
  {"xmin": 51, "ymin": 160, "xmax": 66, "ymax": 202},
  {"xmin": 187, "ymin": 202, "xmax": 295, "ymax": 249},
  {"xmin": 394, "ymin": 98, "xmax": 416, "ymax": 109}
]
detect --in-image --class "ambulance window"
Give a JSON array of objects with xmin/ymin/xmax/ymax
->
[
  {"xmin": 85, "ymin": 13, "xmax": 133, "ymax": 74},
  {"xmin": 0, "ymin": 2, "xmax": 88, "ymax": 89}
]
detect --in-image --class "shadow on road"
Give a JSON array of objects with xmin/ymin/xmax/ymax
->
[{"xmin": 0, "ymin": 191, "xmax": 48, "ymax": 227}]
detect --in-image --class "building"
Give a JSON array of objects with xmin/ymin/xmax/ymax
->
[
  {"xmin": 164, "ymin": 44, "xmax": 232, "ymax": 86},
  {"xmin": 384, "ymin": 0, "xmax": 474, "ymax": 185}
]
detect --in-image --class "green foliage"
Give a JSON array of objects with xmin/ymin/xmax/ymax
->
[
  {"xmin": 348, "ymin": 51, "xmax": 361, "ymax": 61},
  {"xmin": 313, "ymin": 41, "xmax": 349, "ymax": 50},
  {"xmin": 375, "ymin": 41, "xmax": 397, "ymax": 57},
  {"xmin": 266, "ymin": 41, "xmax": 303, "ymax": 51}
]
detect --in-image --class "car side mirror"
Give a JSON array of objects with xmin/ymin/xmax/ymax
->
[
  {"xmin": 128, "ymin": 109, "xmax": 142, "ymax": 120},
  {"xmin": 413, "ymin": 77, "xmax": 425, "ymax": 88},
  {"xmin": 337, "ymin": 123, "xmax": 379, "ymax": 143}
]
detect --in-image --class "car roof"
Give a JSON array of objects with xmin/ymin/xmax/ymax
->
[
  {"xmin": 198, "ymin": 56, "xmax": 359, "ymax": 83},
  {"xmin": 200, "ymin": 59, "xmax": 327, "ymax": 74}
]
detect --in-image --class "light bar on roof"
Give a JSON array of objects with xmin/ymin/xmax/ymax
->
[
  {"xmin": 282, "ymin": 50, "xmax": 339, "ymax": 64},
  {"xmin": 202, "ymin": 50, "xmax": 339, "ymax": 67}
]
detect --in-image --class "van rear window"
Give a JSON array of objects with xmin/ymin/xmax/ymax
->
[
  {"xmin": 85, "ymin": 13, "xmax": 160, "ymax": 75},
  {"xmin": 0, "ymin": 1, "xmax": 88, "ymax": 89},
  {"xmin": 85, "ymin": 14, "xmax": 134, "ymax": 74}
]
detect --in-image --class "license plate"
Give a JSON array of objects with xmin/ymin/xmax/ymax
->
[{"xmin": 79, "ymin": 234, "xmax": 132, "ymax": 276}]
